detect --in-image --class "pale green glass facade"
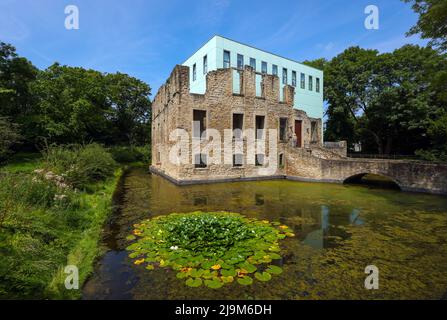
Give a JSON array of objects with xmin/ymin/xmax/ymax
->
[{"xmin": 183, "ymin": 35, "xmax": 323, "ymax": 119}]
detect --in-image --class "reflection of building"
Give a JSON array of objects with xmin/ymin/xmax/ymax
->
[
  {"xmin": 302, "ymin": 206, "xmax": 365, "ymax": 249},
  {"xmin": 301, "ymin": 206, "xmax": 328, "ymax": 249},
  {"xmin": 151, "ymin": 36, "xmax": 347, "ymax": 184}
]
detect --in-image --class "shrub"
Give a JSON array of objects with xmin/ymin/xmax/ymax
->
[
  {"xmin": 43, "ymin": 143, "xmax": 117, "ymax": 189},
  {"xmin": 0, "ymin": 117, "xmax": 22, "ymax": 162},
  {"xmin": 0, "ymin": 174, "xmax": 58, "ymax": 209},
  {"xmin": 109, "ymin": 145, "xmax": 151, "ymax": 164}
]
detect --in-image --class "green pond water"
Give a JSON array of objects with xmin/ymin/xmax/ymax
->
[{"xmin": 82, "ymin": 167, "xmax": 447, "ymax": 300}]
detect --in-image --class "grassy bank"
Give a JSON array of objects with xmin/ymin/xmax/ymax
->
[{"xmin": 0, "ymin": 146, "xmax": 124, "ymax": 299}]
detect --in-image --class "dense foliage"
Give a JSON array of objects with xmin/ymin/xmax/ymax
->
[
  {"xmin": 0, "ymin": 144, "xmax": 121, "ymax": 298},
  {"xmin": 403, "ymin": 0, "xmax": 447, "ymax": 52},
  {"xmin": 126, "ymin": 212, "xmax": 294, "ymax": 289},
  {"xmin": 0, "ymin": 42, "xmax": 152, "ymax": 157},
  {"xmin": 304, "ymin": 45, "xmax": 447, "ymax": 158},
  {"xmin": 0, "ymin": 117, "xmax": 22, "ymax": 162},
  {"xmin": 42, "ymin": 144, "xmax": 117, "ymax": 189}
]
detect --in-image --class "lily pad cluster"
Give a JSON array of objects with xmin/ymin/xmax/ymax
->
[{"xmin": 126, "ymin": 211, "xmax": 295, "ymax": 289}]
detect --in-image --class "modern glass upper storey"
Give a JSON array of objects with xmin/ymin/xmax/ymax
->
[{"xmin": 182, "ymin": 35, "xmax": 324, "ymax": 119}]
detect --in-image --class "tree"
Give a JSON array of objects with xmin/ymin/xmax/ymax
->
[
  {"xmin": 0, "ymin": 42, "xmax": 38, "ymax": 123},
  {"xmin": 314, "ymin": 45, "xmax": 446, "ymax": 155},
  {"xmin": 0, "ymin": 117, "xmax": 21, "ymax": 162},
  {"xmin": 105, "ymin": 73, "xmax": 152, "ymax": 145},
  {"xmin": 30, "ymin": 64, "xmax": 112, "ymax": 144},
  {"xmin": 403, "ymin": 0, "xmax": 447, "ymax": 52}
]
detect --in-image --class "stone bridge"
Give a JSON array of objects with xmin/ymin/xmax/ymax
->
[{"xmin": 285, "ymin": 147, "xmax": 447, "ymax": 195}]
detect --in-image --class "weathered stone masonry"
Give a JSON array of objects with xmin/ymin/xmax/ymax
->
[{"xmin": 151, "ymin": 65, "xmax": 447, "ymax": 195}]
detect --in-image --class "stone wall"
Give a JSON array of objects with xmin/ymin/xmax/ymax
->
[
  {"xmin": 151, "ymin": 65, "xmax": 323, "ymax": 182},
  {"xmin": 150, "ymin": 64, "xmax": 447, "ymax": 195}
]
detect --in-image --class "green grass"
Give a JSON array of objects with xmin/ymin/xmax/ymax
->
[
  {"xmin": 0, "ymin": 152, "xmax": 123, "ymax": 299},
  {"xmin": 1, "ymin": 152, "xmax": 42, "ymax": 173}
]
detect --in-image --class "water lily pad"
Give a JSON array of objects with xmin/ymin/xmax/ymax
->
[
  {"xmin": 237, "ymin": 276, "xmax": 253, "ymax": 286},
  {"xmin": 238, "ymin": 262, "xmax": 257, "ymax": 273},
  {"xmin": 204, "ymin": 278, "xmax": 223, "ymax": 289},
  {"xmin": 221, "ymin": 276, "xmax": 234, "ymax": 283},
  {"xmin": 266, "ymin": 265, "xmax": 283, "ymax": 275},
  {"xmin": 126, "ymin": 211, "xmax": 292, "ymax": 289},
  {"xmin": 186, "ymin": 278, "xmax": 203, "ymax": 287},
  {"xmin": 255, "ymin": 272, "xmax": 272, "ymax": 282},
  {"xmin": 221, "ymin": 268, "xmax": 237, "ymax": 277},
  {"xmin": 269, "ymin": 253, "xmax": 281, "ymax": 260},
  {"xmin": 176, "ymin": 272, "xmax": 188, "ymax": 279}
]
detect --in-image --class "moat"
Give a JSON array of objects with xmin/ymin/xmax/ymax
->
[{"xmin": 82, "ymin": 167, "xmax": 447, "ymax": 300}]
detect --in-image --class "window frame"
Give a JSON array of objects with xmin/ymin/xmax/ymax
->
[
  {"xmin": 300, "ymin": 73, "xmax": 305, "ymax": 89},
  {"xmin": 223, "ymin": 50, "xmax": 231, "ymax": 68},
  {"xmin": 237, "ymin": 54, "xmax": 244, "ymax": 69},
  {"xmin": 292, "ymin": 71, "xmax": 297, "ymax": 87},
  {"xmin": 192, "ymin": 63, "xmax": 197, "ymax": 81},
  {"xmin": 261, "ymin": 61, "xmax": 267, "ymax": 74},
  {"xmin": 282, "ymin": 68, "xmax": 288, "ymax": 84},
  {"xmin": 250, "ymin": 57, "xmax": 256, "ymax": 71},
  {"xmin": 309, "ymin": 75, "xmax": 313, "ymax": 91},
  {"xmin": 272, "ymin": 64, "xmax": 278, "ymax": 76},
  {"xmin": 203, "ymin": 55, "xmax": 208, "ymax": 74}
]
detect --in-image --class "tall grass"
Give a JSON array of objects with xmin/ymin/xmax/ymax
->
[{"xmin": 0, "ymin": 144, "xmax": 121, "ymax": 299}]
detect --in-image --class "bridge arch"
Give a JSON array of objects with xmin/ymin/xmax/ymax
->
[{"xmin": 343, "ymin": 172, "xmax": 402, "ymax": 190}]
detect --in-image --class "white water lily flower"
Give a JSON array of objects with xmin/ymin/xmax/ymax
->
[{"xmin": 170, "ymin": 246, "xmax": 179, "ymax": 250}]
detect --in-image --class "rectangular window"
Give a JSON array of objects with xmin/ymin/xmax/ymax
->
[
  {"xmin": 311, "ymin": 121, "xmax": 318, "ymax": 143},
  {"xmin": 309, "ymin": 75, "xmax": 313, "ymax": 91},
  {"xmin": 255, "ymin": 154, "xmax": 264, "ymax": 167},
  {"xmin": 292, "ymin": 71, "xmax": 297, "ymax": 87},
  {"xmin": 194, "ymin": 154, "xmax": 207, "ymax": 168},
  {"xmin": 203, "ymin": 55, "xmax": 208, "ymax": 74},
  {"xmin": 233, "ymin": 113, "xmax": 244, "ymax": 140},
  {"xmin": 316, "ymin": 77, "xmax": 320, "ymax": 93},
  {"xmin": 193, "ymin": 110, "xmax": 206, "ymax": 138},
  {"xmin": 272, "ymin": 64, "xmax": 278, "ymax": 76},
  {"xmin": 233, "ymin": 154, "xmax": 243, "ymax": 167},
  {"xmin": 300, "ymin": 73, "xmax": 305, "ymax": 89},
  {"xmin": 279, "ymin": 153, "xmax": 284, "ymax": 167},
  {"xmin": 279, "ymin": 118, "xmax": 287, "ymax": 142},
  {"xmin": 255, "ymin": 115, "xmax": 265, "ymax": 140},
  {"xmin": 237, "ymin": 54, "xmax": 244, "ymax": 69},
  {"xmin": 192, "ymin": 63, "xmax": 197, "ymax": 81},
  {"xmin": 261, "ymin": 61, "xmax": 267, "ymax": 74},
  {"xmin": 250, "ymin": 58, "xmax": 256, "ymax": 70},
  {"xmin": 282, "ymin": 68, "xmax": 288, "ymax": 84},
  {"xmin": 223, "ymin": 50, "xmax": 231, "ymax": 68}
]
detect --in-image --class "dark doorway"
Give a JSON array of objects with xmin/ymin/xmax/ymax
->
[
  {"xmin": 295, "ymin": 120, "xmax": 302, "ymax": 147},
  {"xmin": 233, "ymin": 113, "xmax": 243, "ymax": 140},
  {"xmin": 193, "ymin": 110, "xmax": 206, "ymax": 138},
  {"xmin": 256, "ymin": 116, "xmax": 265, "ymax": 140}
]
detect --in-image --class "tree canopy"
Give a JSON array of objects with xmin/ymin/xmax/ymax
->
[
  {"xmin": 0, "ymin": 42, "xmax": 152, "ymax": 151},
  {"xmin": 305, "ymin": 45, "xmax": 447, "ymax": 158},
  {"xmin": 403, "ymin": 0, "xmax": 447, "ymax": 52}
]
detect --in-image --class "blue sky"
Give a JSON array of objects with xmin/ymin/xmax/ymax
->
[{"xmin": 0, "ymin": 0, "xmax": 426, "ymax": 95}]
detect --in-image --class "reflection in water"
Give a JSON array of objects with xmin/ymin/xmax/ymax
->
[{"xmin": 83, "ymin": 167, "xmax": 447, "ymax": 300}]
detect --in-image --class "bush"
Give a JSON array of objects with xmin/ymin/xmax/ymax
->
[
  {"xmin": 0, "ymin": 117, "xmax": 22, "ymax": 162},
  {"xmin": 109, "ymin": 145, "xmax": 151, "ymax": 164},
  {"xmin": 43, "ymin": 143, "xmax": 117, "ymax": 189}
]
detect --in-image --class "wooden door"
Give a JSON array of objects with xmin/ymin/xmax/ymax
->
[{"xmin": 295, "ymin": 120, "xmax": 302, "ymax": 147}]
